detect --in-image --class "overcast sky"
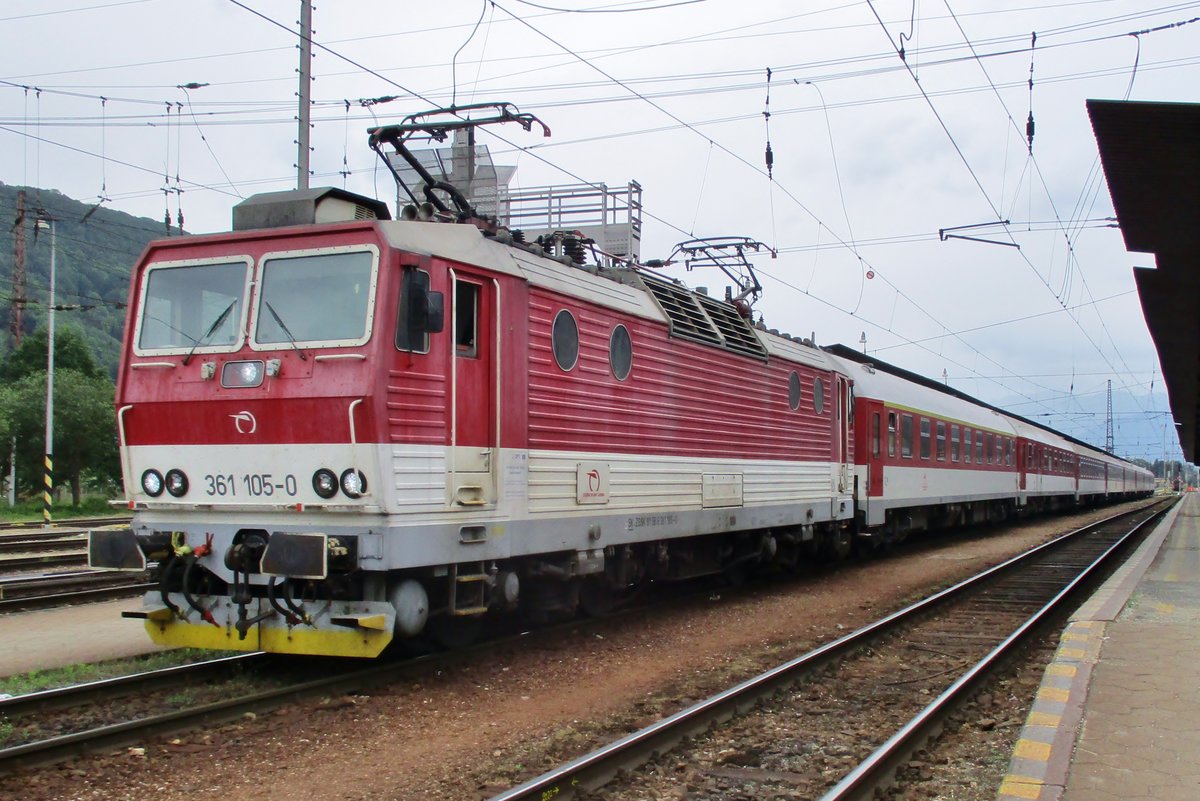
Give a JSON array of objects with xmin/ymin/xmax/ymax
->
[{"xmin": 2, "ymin": 0, "xmax": 1197, "ymax": 462}]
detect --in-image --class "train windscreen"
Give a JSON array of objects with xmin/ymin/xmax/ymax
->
[
  {"xmin": 254, "ymin": 250, "xmax": 375, "ymax": 345},
  {"xmin": 136, "ymin": 260, "xmax": 248, "ymax": 351}
]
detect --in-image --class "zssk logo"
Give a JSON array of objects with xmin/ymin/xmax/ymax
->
[
  {"xmin": 587, "ymin": 469, "xmax": 601, "ymax": 492},
  {"xmin": 230, "ymin": 411, "xmax": 257, "ymax": 435}
]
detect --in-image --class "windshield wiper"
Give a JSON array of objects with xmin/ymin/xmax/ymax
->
[
  {"xmin": 182, "ymin": 300, "xmax": 237, "ymax": 365},
  {"xmin": 263, "ymin": 301, "xmax": 308, "ymax": 361}
]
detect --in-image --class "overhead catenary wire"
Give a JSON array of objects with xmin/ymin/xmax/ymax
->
[
  {"xmin": 3, "ymin": 2, "xmax": 1187, "ymax": 453},
  {"xmin": 935, "ymin": 1, "xmax": 1180, "ymax": 414},
  {"xmin": 866, "ymin": 0, "xmax": 1167, "ymax": 419}
]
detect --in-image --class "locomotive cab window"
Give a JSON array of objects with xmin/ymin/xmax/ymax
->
[
  {"xmin": 254, "ymin": 249, "xmax": 376, "ymax": 347},
  {"xmin": 455, "ymin": 281, "xmax": 480, "ymax": 357},
  {"xmin": 136, "ymin": 259, "xmax": 249, "ymax": 354}
]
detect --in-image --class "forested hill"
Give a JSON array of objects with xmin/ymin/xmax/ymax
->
[{"xmin": 0, "ymin": 183, "xmax": 182, "ymax": 378}]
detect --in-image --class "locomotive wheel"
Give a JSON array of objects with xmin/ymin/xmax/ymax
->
[
  {"xmin": 820, "ymin": 527, "xmax": 853, "ymax": 562},
  {"xmin": 577, "ymin": 577, "xmax": 616, "ymax": 617},
  {"xmin": 427, "ymin": 614, "xmax": 485, "ymax": 649}
]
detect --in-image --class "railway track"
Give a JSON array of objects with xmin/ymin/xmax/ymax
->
[
  {"xmin": 0, "ymin": 500, "xmax": 1166, "ymax": 782},
  {"xmin": 0, "ymin": 516, "xmax": 131, "ymax": 534},
  {"xmin": 0, "ymin": 638, "xmax": 469, "ymax": 775},
  {"xmin": 0, "ymin": 552, "xmax": 87, "ymax": 571},
  {"xmin": 0, "ymin": 536, "xmax": 89, "ymax": 557},
  {"xmin": 487, "ymin": 499, "xmax": 1174, "ymax": 801},
  {"xmin": 0, "ymin": 570, "xmax": 151, "ymax": 613}
]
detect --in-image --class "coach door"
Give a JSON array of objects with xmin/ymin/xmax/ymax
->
[
  {"xmin": 450, "ymin": 270, "xmax": 498, "ymax": 505},
  {"xmin": 835, "ymin": 376, "xmax": 852, "ymax": 494},
  {"xmin": 866, "ymin": 401, "xmax": 885, "ymax": 497},
  {"xmin": 1019, "ymin": 442, "xmax": 1029, "ymax": 491}
]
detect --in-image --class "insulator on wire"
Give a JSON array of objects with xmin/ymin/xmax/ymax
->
[
  {"xmin": 164, "ymin": 209, "xmax": 171, "ymax": 234},
  {"xmin": 1026, "ymin": 112, "xmax": 1035, "ymax": 154},
  {"xmin": 765, "ymin": 142, "xmax": 774, "ymax": 179}
]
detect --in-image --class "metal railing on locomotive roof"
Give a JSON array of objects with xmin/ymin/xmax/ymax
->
[
  {"xmin": 368, "ymin": 104, "xmax": 788, "ymax": 361},
  {"xmin": 368, "ymin": 102, "xmax": 643, "ymax": 266}
]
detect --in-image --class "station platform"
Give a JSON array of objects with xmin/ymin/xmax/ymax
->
[
  {"xmin": 998, "ymin": 492, "xmax": 1200, "ymax": 801},
  {"xmin": 0, "ymin": 598, "xmax": 167, "ymax": 679}
]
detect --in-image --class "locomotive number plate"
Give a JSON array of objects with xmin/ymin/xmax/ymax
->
[{"xmin": 203, "ymin": 473, "xmax": 300, "ymax": 498}]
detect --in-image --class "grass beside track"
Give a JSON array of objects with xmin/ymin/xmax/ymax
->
[
  {"xmin": 0, "ymin": 648, "xmax": 237, "ymax": 698},
  {"xmin": 0, "ymin": 497, "xmax": 118, "ymax": 525}
]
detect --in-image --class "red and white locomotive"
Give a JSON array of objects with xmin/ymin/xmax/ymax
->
[{"xmin": 90, "ymin": 106, "xmax": 1152, "ymax": 657}]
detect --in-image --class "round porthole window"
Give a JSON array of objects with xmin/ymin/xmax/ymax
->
[
  {"xmin": 788, "ymin": 371, "xmax": 801, "ymax": 411},
  {"xmin": 813, "ymin": 377, "xmax": 826, "ymax": 414},
  {"xmin": 552, "ymin": 309, "xmax": 579, "ymax": 371},
  {"xmin": 609, "ymin": 324, "xmax": 632, "ymax": 381}
]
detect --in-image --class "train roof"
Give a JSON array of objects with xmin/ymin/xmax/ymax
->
[{"xmin": 824, "ymin": 344, "xmax": 1147, "ymax": 470}]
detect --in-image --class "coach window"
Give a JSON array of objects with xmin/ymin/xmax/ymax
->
[
  {"xmin": 936, "ymin": 421, "xmax": 947, "ymax": 461},
  {"xmin": 609, "ymin": 324, "xmax": 632, "ymax": 381},
  {"xmin": 901, "ymin": 414, "xmax": 913, "ymax": 458},
  {"xmin": 1005, "ymin": 439, "xmax": 1013, "ymax": 466},
  {"xmin": 872, "ymin": 413, "xmax": 881, "ymax": 457},
  {"xmin": 951, "ymin": 425, "xmax": 960, "ymax": 462},
  {"xmin": 813, "ymin": 377, "xmax": 826, "ymax": 414},
  {"xmin": 975, "ymin": 433, "xmax": 984, "ymax": 464},
  {"xmin": 788, "ymin": 371, "xmax": 801, "ymax": 411},
  {"xmin": 888, "ymin": 412, "xmax": 898, "ymax": 457},
  {"xmin": 455, "ymin": 282, "xmax": 480, "ymax": 357},
  {"xmin": 552, "ymin": 309, "xmax": 580, "ymax": 371},
  {"xmin": 919, "ymin": 418, "xmax": 931, "ymax": 459},
  {"xmin": 963, "ymin": 429, "xmax": 972, "ymax": 464}
]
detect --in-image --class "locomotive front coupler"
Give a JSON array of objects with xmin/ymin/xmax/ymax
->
[{"xmin": 231, "ymin": 568, "xmax": 276, "ymax": 640}]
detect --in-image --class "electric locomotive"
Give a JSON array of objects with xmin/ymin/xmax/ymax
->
[{"xmin": 90, "ymin": 105, "xmax": 860, "ymax": 656}]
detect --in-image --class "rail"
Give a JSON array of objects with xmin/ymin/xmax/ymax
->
[{"xmin": 487, "ymin": 499, "xmax": 1172, "ymax": 801}]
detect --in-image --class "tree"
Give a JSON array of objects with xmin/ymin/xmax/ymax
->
[
  {"xmin": 0, "ymin": 326, "xmax": 100, "ymax": 382},
  {"xmin": 1, "ymin": 369, "xmax": 119, "ymax": 505}
]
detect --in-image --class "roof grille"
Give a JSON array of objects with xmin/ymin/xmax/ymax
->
[
  {"xmin": 639, "ymin": 273, "xmax": 766, "ymax": 359},
  {"xmin": 695, "ymin": 293, "xmax": 767, "ymax": 359},
  {"xmin": 640, "ymin": 274, "xmax": 722, "ymax": 347}
]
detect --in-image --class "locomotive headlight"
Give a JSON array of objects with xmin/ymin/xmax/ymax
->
[
  {"xmin": 312, "ymin": 469, "xmax": 338, "ymax": 499},
  {"xmin": 141, "ymin": 469, "xmax": 165, "ymax": 497},
  {"xmin": 164, "ymin": 469, "xmax": 189, "ymax": 497},
  {"xmin": 220, "ymin": 360, "xmax": 265, "ymax": 388},
  {"xmin": 340, "ymin": 468, "xmax": 367, "ymax": 499}
]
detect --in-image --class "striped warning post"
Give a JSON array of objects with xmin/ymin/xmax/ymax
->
[{"xmin": 42, "ymin": 453, "xmax": 52, "ymax": 524}]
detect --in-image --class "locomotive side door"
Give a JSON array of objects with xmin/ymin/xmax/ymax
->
[{"xmin": 449, "ymin": 269, "xmax": 498, "ymax": 505}]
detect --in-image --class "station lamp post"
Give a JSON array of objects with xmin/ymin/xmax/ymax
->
[{"xmin": 36, "ymin": 211, "xmax": 56, "ymax": 524}]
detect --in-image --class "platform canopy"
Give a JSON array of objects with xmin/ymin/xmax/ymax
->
[{"xmin": 1088, "ymin": 99, "xmax": 1200, "ymax": 464}]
